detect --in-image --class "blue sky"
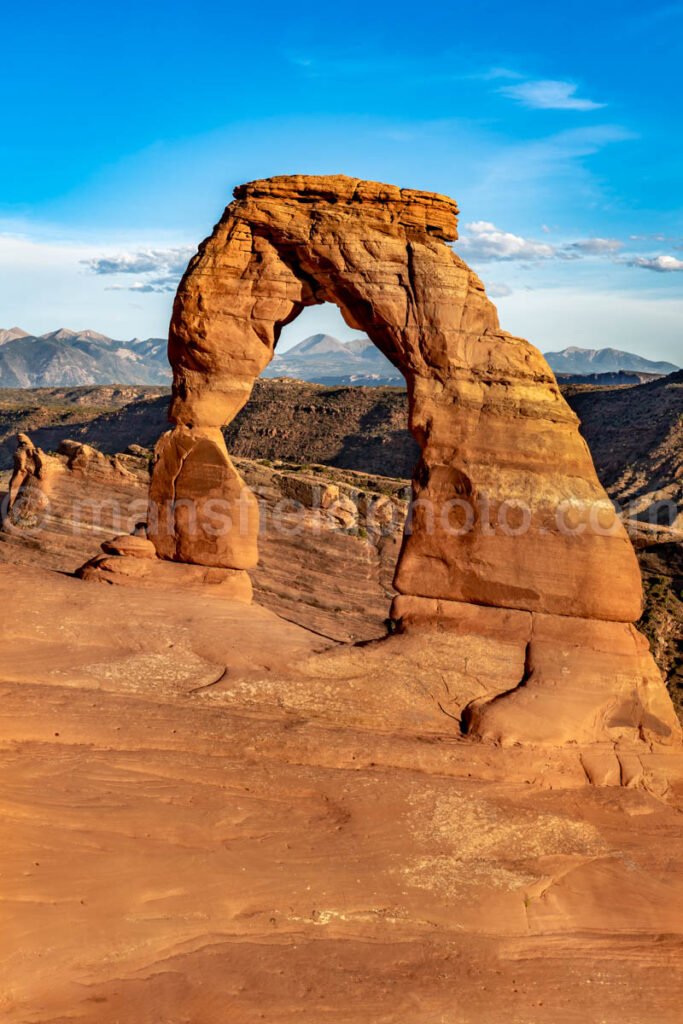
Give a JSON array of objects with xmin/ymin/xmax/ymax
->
[{"xmin": 1, "ymin": 0, "xmax": 682, "ymax": 362}]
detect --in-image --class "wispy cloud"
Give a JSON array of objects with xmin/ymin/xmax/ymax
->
[
  {"xmin": 458, "ymin": 223, "xmax": 625, "ymax": 263},
  {"xmin": 459, "ymin": 220, "xmax": 683, "ymax": 281},
  {"xmin": 105, "ymin": 279, "xmax": 180, "ymax": 293},
  {"xmin": 466, "ymin": 124, "xmax": 636, "ymax": 212},
  {"xmin": 458, "ymin": 221, "xmax": 564, "ymax": 261},
  {"xmin": 629, "ymin": 233, "xmax": 680, "ymax": 243},
  {"xmin": 501, "ymin": 79, "xmax": 605, "ymax": 111},
  {"xmin": 485, "ymin": 281, "xmax": 513, "ymax": 298},
  {"xmin": 623, "ymin": 254, "xmax": 683, "ymax": 272},
  {"xmin": 565, "ymin": 238, "xmax": 624, "ymax": 255},
  {"xmin": 474, "ymin": 66, "xmax": 522, "ymax": 81},
  {"xmin": 82, "ymin": 246, "xmax": 194, "ymax": 292}
]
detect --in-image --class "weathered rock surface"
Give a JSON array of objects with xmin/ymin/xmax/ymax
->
[
  {"xmin": 156, "ymin": 174, "xmax": 642, "ymax": 626},
  {"xmin": 2, "ymin": 561, "xmax": 683, "ymax": 1023},
  {"xmin": 101, "ymin": 533, "xmax": 157, "ymax": 558},
  {"xmin": 3, "ymin": 428, "xmax": 681, "ymax": 744},
  {"xmin": 392, "ymin": 595, "xmax": 681, "ymax": 748},
  {"xmin": 3, "ymin": 374, "xmax": 679, "ymax": 533},
  {"xmin": 14, "ymin": 373, "xmax": 675, "ymax": 693},
  {"xmin": 0, "ymin": 435, "xmax": 151, "ymax": 570},
  {"xmin": 149, "ymin": 425, "xmax": 260, "ymax": 569},
  {"xmin": 79, "ymin": 552, "xmax": 254, "ymax": 603}
]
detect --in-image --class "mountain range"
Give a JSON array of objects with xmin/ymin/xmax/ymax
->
[
  {"xmin": 264, "ymin": 336, "xmax": 680, "ymax": 385},
  {"xmin": 544, "ymin": 346, "xmax": 679, "ymax": 376},
  {"xmin": 0, "ymin": 328, "xmax": 678, "ymax": 387},
  {"xmin": 0, "ymin": 328, "xmax": 170, "ymax": 386},
  {"xmin": 262, "ymin": 334, "xmax": 404, "ymax": 385}
]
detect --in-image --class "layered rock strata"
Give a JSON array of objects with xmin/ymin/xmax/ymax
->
[
  {"xmin": 1, "ymin": 435, "xmax": 151, "ymax": 570},
  {"xmin": 1, "ymin": 438, "xmax": 403, "ymax": 639}
]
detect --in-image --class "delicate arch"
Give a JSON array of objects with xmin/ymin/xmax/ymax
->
[{"xmin": 149, "ymin": 174, "xmax": 642, "ymax": 623}]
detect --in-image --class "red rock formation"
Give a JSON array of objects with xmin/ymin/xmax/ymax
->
[
  {"xmin": 145, "ymin": 174, "xmax": 679, "ymax": 747},
  {"xmin": 154, "ymin": 175, "xmax": 640, "ymax": 620},
  {"xmin": 1, "ymin": 438, "xmax": 402, "ymax": 635}
]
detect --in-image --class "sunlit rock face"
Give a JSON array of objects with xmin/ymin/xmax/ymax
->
[{"xmin": 153, "ymin": 175, "xmax": 639, "ymax": 620}]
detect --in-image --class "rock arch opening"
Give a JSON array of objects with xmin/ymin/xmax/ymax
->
[
  {"xmin": 230, "ymin": 301, "xmax": 415, "ymax": 642},
  {"xmin": 201, "ymin": 295, "xmax": 414, "ymax": 640}
]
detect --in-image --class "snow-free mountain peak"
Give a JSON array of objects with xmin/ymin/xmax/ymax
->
[
  {"xmin": 0, "ymin": 327, "xmax": 30, "ymax": 346},
  {"xmin": 1, "ymin": 328, "xmax": 678, "ymax": 388},
  {"xmin": 0, "ymin": 328, "xmax": 170, "ymax": 387},
  {"xmin": 545, "ymin": 346, "xmax": 679, "ymax": 376},
  {"xmin": 282, "ymin": 333, "xmax": 355, "ymax": 356}
]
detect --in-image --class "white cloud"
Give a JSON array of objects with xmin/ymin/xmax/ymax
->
[
  {"xmin": 623, "ymin": 254, "xmax": 683, "ymax": 272},
  {"xmin": 458, "ymin": 221, "xmax": 563, "ymax": 262},
  {"xmin": 501, "ymin": 79, "xmax": 605, "ymax": 111},
  {"xmin": 459, "ymin": 223, "xmax": 628, "ymax": 265},
  {"xmin": 0, "ymin": 233, "xmax": 178, "ymax": 337},
  {"xmin": 82, "ymin": 246, "xmax": 194, "ymax": 291}
]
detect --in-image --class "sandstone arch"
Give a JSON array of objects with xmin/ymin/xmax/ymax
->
[
  {"xmin": 150, "ymin": 174, "xmax": 639, "ymax": 619},
  {"xmin": 148, "ymin": 174, "xmax": 679, "ymax": 748}
]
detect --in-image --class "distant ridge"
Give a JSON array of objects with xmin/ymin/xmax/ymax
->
[
  {"xmin": 263, "ymin": 334, "xmax": 403, "ymax": 386},
  {"xmin": 0, "ymin": 327, "xmax": 679, "ymax": 388},
  {"xmin": 0, "ymin": 327, "xmax": 30, "ymax": 346},
  {"xmin": 0, "ymin": 328, "xmax": 170, "ymax": 386},
  {"xmin": 545, "ymin": 346, "xmax": 679, "ymax": 376},
  {"xmin": 267, "ymin": 337, "xmax": 680, "ymax": 387},
  {"xmin": 555, "ymin": 370, "xmax": 666, "ymax": 387}
]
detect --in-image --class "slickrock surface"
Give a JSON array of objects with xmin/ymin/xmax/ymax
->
[
  {"xmin": 4, "ymin": 435, "xmax": 681, "ymax": 713},
  {"xmin": 2, "ymin": 561, "xmax": 683, "ymax": 1023},
  {"xmin": 0, "ymin": 435, "xmax": 152, "ymax": 571}
]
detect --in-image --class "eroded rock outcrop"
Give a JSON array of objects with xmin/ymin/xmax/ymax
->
[
  {"xmin": 1, "ymin": 436, "xmax": 152, "ymax": 570},
  {"xmin": 146, "ymin": 174, "xmax": 678, "ymax": 748}
]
